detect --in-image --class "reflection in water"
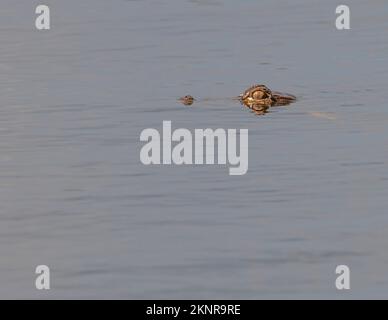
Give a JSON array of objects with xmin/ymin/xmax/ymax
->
[{"xmin": 241, "ymin": 100, "xmax": 270, "ymax": 116}]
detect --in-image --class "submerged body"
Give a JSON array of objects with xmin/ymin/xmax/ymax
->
[{"xmin": 179, "ymin": 84, "xmax": 296, "ymax": 115}]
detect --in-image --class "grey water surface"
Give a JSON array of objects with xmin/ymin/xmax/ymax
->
[{"xmin": 1, "ymin": 0, "xmax": 388, "ymax": 299}]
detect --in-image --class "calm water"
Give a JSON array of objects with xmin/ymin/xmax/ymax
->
[{"xmin": 1, "ymin": 0, "xmax": 388, "ymax": 299}]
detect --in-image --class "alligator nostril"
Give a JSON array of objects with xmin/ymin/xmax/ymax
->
[{"xmin": 178, "ymin": 95, "xmax": 195, "ymax": 106}]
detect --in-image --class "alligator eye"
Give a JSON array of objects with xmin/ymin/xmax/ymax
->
[{"xmin": 253, "ymin": 91, "xmax": 266, "ymax": 99}]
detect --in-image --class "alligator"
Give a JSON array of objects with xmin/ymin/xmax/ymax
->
[{"xmin": 178, "ymin": 84, "xmax": 296, "ymax": 115}]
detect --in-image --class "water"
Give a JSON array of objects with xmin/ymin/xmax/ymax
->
[{"xmin": 0, "ymin": 0, "xmax": 388, "ymax": 299}]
